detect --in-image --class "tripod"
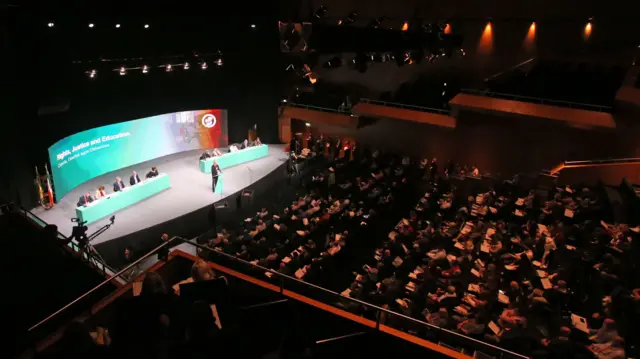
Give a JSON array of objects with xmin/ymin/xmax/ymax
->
[{"xmin": 72, "ymin": 216, "xmax": 115, "ymax": 268}]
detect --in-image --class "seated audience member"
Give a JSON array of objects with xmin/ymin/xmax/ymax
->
[
  {"xmin": 77, "ymin": 192, "xmax": 94, "ymax": 207},
  {"xmin": 457, "ymin": 314, "xmax": 486, "ymax": 336},
  {"xmin": 95, "ymin": 185, "xmax": 107, "ymax": 199},
  {"xmin": 590, "ymin": 318, "xmax": 619, "ymax": 343},
  {"xmin": 540, "ymin": 326, "xmax": 573, "ymax": 358},
  {"xmin": 129, "ymin": 171, "xmax": 141, "ymax": 185},
  {"xmin": 146, "ymin": 167, "xmax": 159, "ymax": 179},
  {"xmin": 471, "ymin": 165, "xmax": 480, "ymax": 177},
  {"xmin": 426, "ymin": 307, "xmax": 449, "ymax": 327},
  {"xmin": 113, "ymin": 177, "xmax": 125, "ymax": 192},
  {"xmin": 588, "ymin": 336, "xmax": 625, "ymax": 359},
  {"xmin": 199, "ymin": 151, "xmax": 211, "ymax": 160}
]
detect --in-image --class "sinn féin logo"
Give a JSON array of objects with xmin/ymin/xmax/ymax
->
[{"xmin": 201, "ymin": 114, "xmax": 217, "ymax": 128}]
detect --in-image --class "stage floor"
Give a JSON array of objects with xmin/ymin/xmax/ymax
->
[{"xmin": 32, "ymin": 145, "xmax": 287, "ymax": 245}]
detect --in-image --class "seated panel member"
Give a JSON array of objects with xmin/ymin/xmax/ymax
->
[
  {"xmin": 77, "ymin": 192, "xmax": 94, "ymax": 207},
  {"xmin": 255, "ymin": 137, "xmax": 263, "ymax": 146},
  {"xmin": 212, "ymin": 148, "xmax": 223, "ymax": 156},
  {"xmin": 199, "ymin": 151, "xmax": 211, "ymax": 160},
  {"xmin": 129, "ymin": 171, "xmax": 141, "ymax": 185},
  {"xmin": 95, "ymin": 185, "xmax": 107, "ymax": 199},
  {"xmin": 146, "ymin": 167, "xmax": 159, "ymax": 179},
  {"xmin": 241, "ymin": 139, "xmax": 249, "ymax": 149},
  {"xmin": 113, "ymin": 177, "xmax": 125, "ymax": 192}
]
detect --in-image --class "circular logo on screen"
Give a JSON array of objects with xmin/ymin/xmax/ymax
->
[{"xmin": 202, "ymin": 114, "xmax": 217, "ymax": 128}]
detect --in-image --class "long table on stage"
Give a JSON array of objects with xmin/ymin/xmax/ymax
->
[
  {"xmin": 76, "ymin": 173, "xmax": 171, "ymax": 224},
  {"xmin": 199, "ymin": 145, "xmax": 268, "ymax": 173}
]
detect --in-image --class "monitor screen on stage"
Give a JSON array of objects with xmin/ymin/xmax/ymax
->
[{"xmin": 48, "ymin": 109, "xmax": 228, "ymax": 200}]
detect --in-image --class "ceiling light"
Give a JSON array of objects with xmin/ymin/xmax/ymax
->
[
  {"xmin": 89, "ymin": 69, "xmax": 96, "ymax": 78},
  {"xmin": 88, "ymin": 23, "xmax": 94, "ymax": 28},
  {"xmin": 250, "ymin": 24, "xmax": 256, "ymax": 28},
  {"xmin": 201, "ymin": 62, "xmax": 208, "ymax": 70},
  {"xmin": 184, "ymin": 62, "xmax": 190, "ymax": 70},
  {"xmin": 47, "ymin": 22, "xmax": 54, "ymax": 28},
  {"xmin": 144, "ymin": 24, "xmax": 150, "ymax": 29},
  {"xmin": 115, "ymin": 24, "xmax": 121, "ymax": 28},
  {"xmin": 119, "ymin": 67, "xmax": 126, "ymax": 75},
  {"xmin": 166, "ymin": 64, "xmax": 172, "ymax": 72},
  {"xmin": 142, "ymin": 65, "xmax": 148, "ymax": 74}
]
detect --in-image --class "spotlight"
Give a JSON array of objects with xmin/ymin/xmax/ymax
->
[
  {"xmin": 88, "ymin": 23, "xmax": 95, "ymax": 28},
  {"xmin": 144, "ymin": 24, "xmax": 150, "ymax": 29},
  {"xmin": 142, "ymin": 65, "xmax": 148, "ymax": 74},
  {"xmin": 184, "ymin": 62, "xmax": 190, "ymax": 70},
  {"xmin": 282, "ymin": 99, "xmax": 287, "ymax": 103},
  {"xmin": 47, "ymin": 22, "xmax": 54, "ymax": 28},
  {"xmin": 89, "ymin": 69, "xmax": 96, "ymax": 78},
  {"xmin": 341, "ymin": 11, "xmax": 357, "ymax": 26},
  {"xmin": 166, "ymin": 64, "xmax": 173, "ymax": 72},
  {"xmin": 313, "ymin": 5, "xmax": 328, "ymax": 20},
  {"xmin": 250, "ymin": 24, "xmax": 256, "ymax": 28},
  {"xmin": 115, "ymin": 24, "xmax": 121, "ymax": 28},
  {"xmin": 323, "ymin": 56, "xmax": 342, "ymax": 69},
  {"xmin": 369, "ymin": 16, "xmax": 387, "ymax": 28},
  {"xmin": 119, "ymin": 67, "xmax": 126, "ymax": 75},
  {"xmin": 201, "ymin": 62, "xmax": 208, "ymax": 70},
  {"xmin": 305, "ymin": 122, "xmax": 311, "ymax": 127},
  {"xmin": 215, "ymin": 58, "xmax": 223, "ymax": 67}
]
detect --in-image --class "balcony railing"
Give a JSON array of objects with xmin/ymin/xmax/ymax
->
[
  {"xmin": 549, "ymin": 157, "xmax": 640, "ymax": 175},
  {"xmin": 31, "ymin": 236, "xmax": 529, "ymax": 359},
  {"xmin": 460, "ymin": 88, "xmax": 613, "ymax": 113},
  {"xmin": 358, "ymin": 98, "xmax": 451, "ymax": 115},
  {"xmin": 285, "ymin": 102, "xmax": 353, "ymax": 115}
]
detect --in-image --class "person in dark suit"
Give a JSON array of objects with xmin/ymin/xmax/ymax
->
[
  {"xmin": 199, "ymin": 151, "xmax": 211, "ymax": 160},
  {"xmin": 77, "ymin": 192, "xmax": 94, "ymax": 207},
  {"xmin": 157, "ymin": 233, "xmax": 170, "ymax": 261},
  {"xmin": 146, "ymin": 167, "xmax": 159, "ymax": 179},
  {"xmin": 113, "ymin": 177, "xmax": 125, "ymax": 192},
  {"xmin": 211, "ymin": 160, "xmax": 222, "ymax": 192},
  {"xmin": 129, "ymin": 171, "xmax": 141, "ymax": 186}
]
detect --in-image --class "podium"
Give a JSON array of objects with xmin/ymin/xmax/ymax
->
[{"xmin": 213, "ymin": 173, "xmax": 223, "ymax": 194}]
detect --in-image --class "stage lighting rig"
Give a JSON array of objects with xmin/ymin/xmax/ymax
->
[
  {"xmin": 339, "ymin": 11, "xmax": 357, "ymax": 26},
  {"xmin": 88, "ymin": 69, "xmax": 97, "ymax": 78},
  {"xmin": 47, "ymin": 22, "xmax": 54, "ymax": 28},
  {"xmin": 166, "ymin": 64, "xmax": 173, "ymax": 72},
  {"xmin": 369, "ymin": 16, "xmax": 387, "ymax": 29},
  {"xmin": 184, "ymin": 62, "xmax": 190, "ymax": 70},
  {"xmin": 142, "ymin": 65, "xmax": 149, "ymax": 74},
  {"xmin": 119, "ymin": 66, "xmax": 126, "ymax": 75},
  {"xmin": 314, "ymin": 5, "xmax": 328, "ymax": 20},
  {"xmin": 201, "ymin": 61, "xmax": 208, "ymax": 70},
  {"xmin": 323, "ymin": 56, "xmax": 342, "ymax": 69}
]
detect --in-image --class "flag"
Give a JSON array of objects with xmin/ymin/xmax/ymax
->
[
  {"xmin": 45, "ymin": 164, "xmax": 55, "ymax": 207},
  {"xmin": 35, "ymin": 166, "xmax": 44, "ymax": 206}
]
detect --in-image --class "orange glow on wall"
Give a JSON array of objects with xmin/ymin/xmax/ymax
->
[
  {"xmin": 584, "ymin": 22, "xmax": 592, "ymax": 39},
  {"xmin": 444, "ymin": 23, "xmax": 452, "ymax": 34},
  {"xmin": 402, "ymin": 21, "xmax": 409, "ymax": 31},
  {"xmin": 478, "ymin": 22, "xmax": 493, "ymax": 54},
  {"xmin": 524, "ymin": 22, "xmax": 536, "ymax": 50}
]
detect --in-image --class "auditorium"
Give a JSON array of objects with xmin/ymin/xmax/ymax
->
[{"xmin": 2, "ymin": 1, "xmax": 640, "ymax": 358}]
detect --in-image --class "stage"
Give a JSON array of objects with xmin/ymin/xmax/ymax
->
[{"xmin": 32, "ymin": 145, "xmax": 288, "ymax": 250}]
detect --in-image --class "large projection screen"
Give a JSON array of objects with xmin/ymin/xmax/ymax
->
[{"xmin": 49, "ymin": 109, "xmax": 228, "ymax": 200}]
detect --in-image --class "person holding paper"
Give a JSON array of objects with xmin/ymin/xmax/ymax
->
[
  {"xmin": 113, "ymin": 177, "xmax": 125, "ymax": 192},
  {"xmin": 129, "ymin": 171, "xmax": 141, "ymax": 186},
  {"xmin": 146, "ymin": 167, "xmax": 159, "ymax": 179},
  {"xmin": 94, "ymin": 186, "xmax": 107, "ymax": 199},
  {"xmin": 77, "ymin": 192, "xmax": 94, "ymax": 207}
]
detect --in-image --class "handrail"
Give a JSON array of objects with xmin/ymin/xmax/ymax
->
[
  {"xmin": 285, "ymin": 102, "xmax": 353, "ymax": 115},
  {"xmin": 186, "ymin": 240, "xmax": 529, "ymax": 359},
  {"xmin": 18, "ymin": 207, "xmax": 119, "ymax": 280},
  {"xmin": 28, "ymin": 236, "xmax": 181, "ymax": 332},
  {"xmin": 316, "ymin": 331, "xmax": 366, "ymax": 344},
  {"xmin": 359, "ymin": 98, "xmax": 451, "ymax": 115},
  {"xmin": 460, "ymin": 88, "xmax": 612, "ymax": 112},
  {"xmin": 549, "ymin": 157, "xmax": 640, "ymax": 175}
]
